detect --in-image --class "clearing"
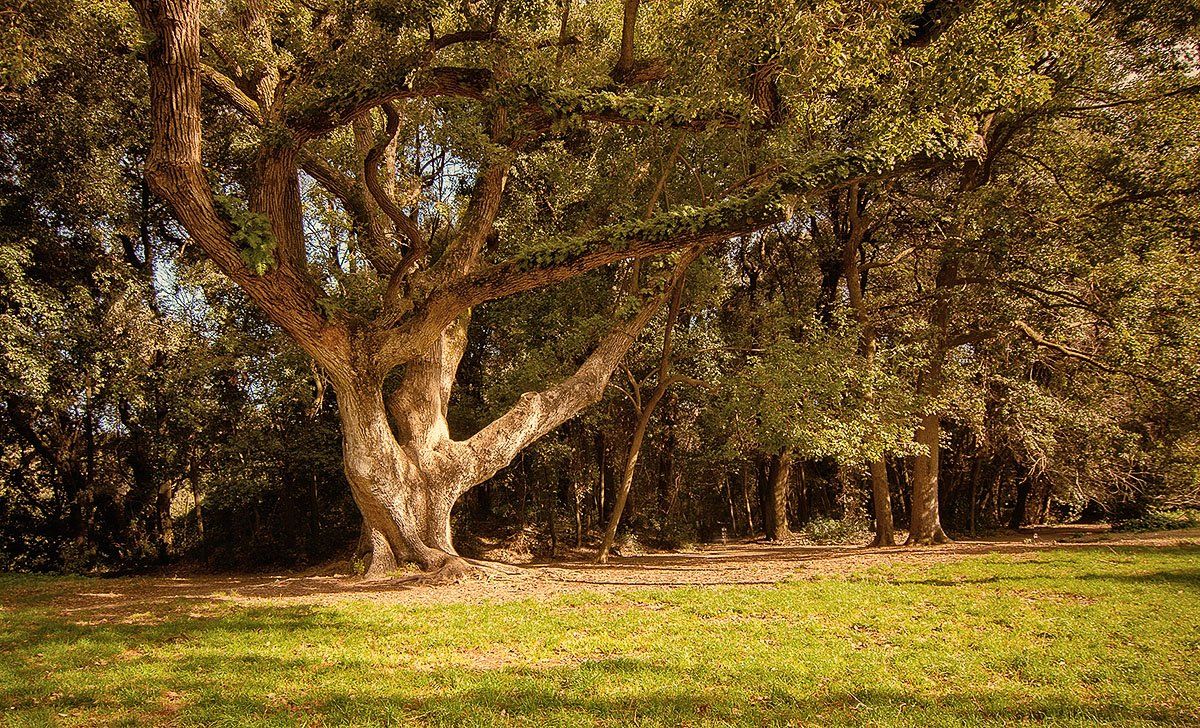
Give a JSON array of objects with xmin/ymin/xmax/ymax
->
[{"xmin": 1, "ymin": 527, "xmax": 1198, "ymax": 726}]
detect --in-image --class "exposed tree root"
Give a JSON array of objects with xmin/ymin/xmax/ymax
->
[
  {"xmin": 905, "ymin": 530, "xmax": 952, "ymax": 546},
  {"xmin": 416, "ymin": 557, "xmax": 527, "ymax": 584},
  {"xmin": 362, "ymin": 554, "xmax": 526, "ymax": 586}
]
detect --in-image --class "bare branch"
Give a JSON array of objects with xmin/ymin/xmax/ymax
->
[
  {"xmin": 364, "ymin": 102, "xmax": 425, "ymax": 257},
  {"xmin": 1014, "ymin": 320, "xmax": 1112, "ymax": 372}
]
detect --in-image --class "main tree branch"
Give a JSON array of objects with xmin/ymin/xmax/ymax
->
[
  {"xmin": 450, "ymin": 251, "xmax": 699, "ymax": 493},
  {"xmin": 131, "ymin": 0, "xmax": 350, "ymax": 380}
]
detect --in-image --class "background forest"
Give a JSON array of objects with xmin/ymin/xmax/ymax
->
[{"xmin": 2, "ymin": 0, "xmax": 1198, "ymax": 574}]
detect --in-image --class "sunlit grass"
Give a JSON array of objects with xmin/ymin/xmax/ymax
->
[{"xmin": 1, "ymin": 546, "xmax": 1198, "ymax": 726}]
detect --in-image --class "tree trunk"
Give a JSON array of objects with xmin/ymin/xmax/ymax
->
[
  {"xmin": 1037, "ymin": 480, "xmax": 1052, "ymax": 525},
  {"xmin": 596, "ymin": 433, "xmax": 608, "ymax": 523},
  {"xmin": 869, "ymin": 459, "xmax": 896, "ymax": 546},
  {"xmin": 905, "ymin": 247, "xmax": 957, "ymax": 546},
  {"xmin": 356, "ymin": 523, "xmax": 397, "ymax": 578},
  {"xmin": 155, "ymin": 480, "xmax": 174, "ymax": 562},
  {"xmin": 969, "ymin": 454, "xmax": 983, "ymax": 538},
  {"xmin": 597, "ymin": 264, "xmax": 690, "ymax": 564},
  {"xmin": 1010, "ymin": 476, "xmax": 1032, "ymax": 530},
  {"xmin": 764, "ymin": 450, "xmax": 792, "ymax": 541},
  {"xmin": 338, "ymin": 380, "xmax": 468, "ymax": 577},
  {"xmin": 597, "ymin": 390, "xmax": 661, "ymax": 564},
  {"xmin": 841, "ymin": 184, "xmax": 896, "ymax": 548},
  {"xmin": 741, "ymin": 463, "xmax": 755, "ymax": 535},
  {"xmin": 189, "ymin": 453, "xmax": 204, "ymax": 542},
  {"xmin": 339, "ymin": 278, "xmax": 677, "ymax": 579},
  {"xmin": 907, "ymin": 413, "xmax": 949, "ymax": 544}
]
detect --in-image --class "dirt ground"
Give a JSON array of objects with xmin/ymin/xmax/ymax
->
[{"xmin": 8, "ymin": 525, "xmax": 1199, "ymax": 623}]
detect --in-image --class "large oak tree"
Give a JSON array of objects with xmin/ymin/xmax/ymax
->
[{"xmin": 129, "ymin": 0, "xmax": 1053, "ymax": 576}]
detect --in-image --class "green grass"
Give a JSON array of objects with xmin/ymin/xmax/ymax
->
[{"xmin": 1, "ymin": 546, "xmax": 1198, "ymax": 726}]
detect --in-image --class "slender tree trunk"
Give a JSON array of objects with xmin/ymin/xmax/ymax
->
[
  {"xmin": 1037, "ymin": 480, "xmax": 1052, "ymax": 525},
  {"xmin": 725, "ymin": 478, "xmax": 737, "ymax": 539},
  {"xmin": 597, "ymin": 263, "xmax": 690, "ymax": 564},
  {"xmin": 741, "ymin": 463, "xmax": 755, "ymax": 535},
  {"xmin": 764, "ymin": 450, "xmax": 792, "ymax": 540},
  {"xmin": 869, "ymin": 459, "xmax": 896, "ymax": 546},
  {"xmin": 969, "ymin": 455, "xmax": 982, "ymax": 538},
  {"xmin": 597, "ymin": 385, "xmax": 664, "ymax": 563},
  {"xmin": 1010, "ymin": 476, "xmax": 1032, "ymax": 530},
  {"xmin": 155, "ymin": 480, "xmax": 174, "ymax": 561},
  {"xmin": 574, "ymin": 483, "xmax": 584, "ymax": 548},
  {"xmin": 596, "ymin": 433, "xmax": 607, "ymax": 523},
  {"xmin": 189, "ymin": 451, "xmax": 204, "ymax": 542},
  {"xmin": 841, "ymin": 184, "xmax": 896, "ymax": 547}
]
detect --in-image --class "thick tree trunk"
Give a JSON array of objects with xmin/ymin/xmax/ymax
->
[
  {"xmin": 360, "ymin": 524, "xmax": 397, "ymax": 578},
  {"xmin": 907, "ymin": 413, "xmax": 949, "ymax": 544},
  {"xmin": 869, "ymin": 459, "xmax": 896, "ymax": 546},
  {"xmin": 340, "ymin": 280, "xmax": 676, "ymax": 578},
  {"xmin": 339, "ymin": 385, "xmax": 465, "ymax": 574}
]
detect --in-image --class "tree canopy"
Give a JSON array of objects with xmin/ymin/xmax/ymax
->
[{"xmin": 0, "ymin": 0, "xmax": 1197, "ymax": 573}]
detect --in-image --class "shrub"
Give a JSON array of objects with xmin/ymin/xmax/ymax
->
[
  {"xmin": 797, "ymin": 515, "xmax": 871, "ymax": 545},
  {"xmin": 1115, "ymin": 509, "xmax": 1200, "ymax": 533}
]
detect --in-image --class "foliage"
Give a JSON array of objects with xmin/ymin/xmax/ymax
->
[
  {"xmin": 795, "ymin": 514, "xmax": 873, "ymax": 546},
  {"xmin": 213, "ymin": 194, "xmax": 278, "ymax": 276},
  {"xmin": 1115, "ymin": 508, "xmax": 1200, "ymax": 533}
]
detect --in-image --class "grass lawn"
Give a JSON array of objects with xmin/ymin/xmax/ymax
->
[{"xmin": 1, "ymin": 545, "xmax": 1198, "ymax": 726}]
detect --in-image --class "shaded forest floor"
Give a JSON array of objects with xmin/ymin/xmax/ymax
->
[
  {"xmin": 1, "ymin": 529, "xmax": 1198, "ymax": 726},
  {"xmin": 5, "ymin": 525, "xmax": 1196, "ymax": 617}
]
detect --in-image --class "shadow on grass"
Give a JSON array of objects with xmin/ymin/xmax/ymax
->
[
  {"xmin": 7, "ymin": 647, "xmax": 1195, "ymax": 725},
  {"xmin": 2, "ymin": 601, "xmax": 1197, "ymax": 725},
  {"xmin": 888, "ymin": 566, "xmax": 1200, "ymax": 590},
  {"xmin": 4, "ymin": 543, "xmax": 1199, "ymax": 724}
]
